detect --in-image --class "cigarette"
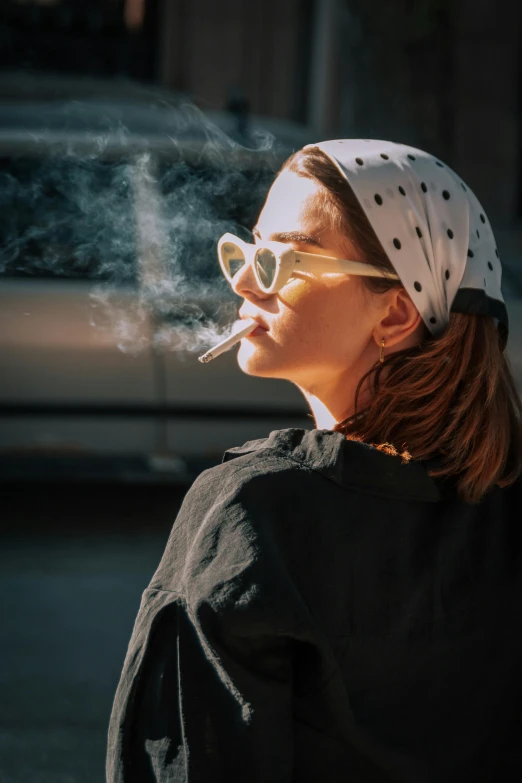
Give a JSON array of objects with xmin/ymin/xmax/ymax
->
[{"xmin": 198, "ymin": 318, "xmax": 258, "ymax": 363}]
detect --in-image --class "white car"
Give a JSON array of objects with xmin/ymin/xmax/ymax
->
[{"xmin": 0, "ymin": 75, "xmax": 316, "ymax": 482}]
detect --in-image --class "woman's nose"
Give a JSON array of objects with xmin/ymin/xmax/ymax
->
[{"xmin": 230, "ymin": 257, "xmax": 263, "ymax": 298}]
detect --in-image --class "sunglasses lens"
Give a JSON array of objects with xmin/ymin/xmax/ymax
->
[
  {"xmin": 254, "ymin": 248, "xmax": 277, "ymax": 290},
  {"xmin": 221, "ymin": 242, "xmax": 245, "ymax": 280}
]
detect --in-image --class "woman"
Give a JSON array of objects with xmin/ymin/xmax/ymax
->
[{"xmin": 107, "ymin": 140, "xmax": 522, "ymax": 782}]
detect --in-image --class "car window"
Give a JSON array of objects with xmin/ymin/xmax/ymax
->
[{"xmin": 0, "ymin": 156, "xmax": 138, "ymax": 282}]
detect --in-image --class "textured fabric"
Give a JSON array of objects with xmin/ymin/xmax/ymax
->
[
  {"xmin": 304, "ymin": 139, "xmax": 508, "ymax": 342},
  {"xmin": 106, "ymin": 428, "xmax": 522, "ymax": 782}
]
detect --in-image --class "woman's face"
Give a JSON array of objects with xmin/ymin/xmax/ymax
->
[{"xmin": 233, "ymin": 168, "xmax": 389, "ymax": 400}]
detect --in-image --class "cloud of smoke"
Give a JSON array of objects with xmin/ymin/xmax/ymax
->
[{"xmin": 0, "ymin": 99, "xmax": 283, "ymax": 358}]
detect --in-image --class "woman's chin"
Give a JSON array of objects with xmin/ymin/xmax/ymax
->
[{"xmin": 236, "ymin": 340, "xmax": 279, "ymax": 377}]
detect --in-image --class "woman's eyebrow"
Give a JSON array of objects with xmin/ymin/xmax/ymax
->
[{"xmin": 252, "ymin": 226, "xmax": 324, "ymax": 248}]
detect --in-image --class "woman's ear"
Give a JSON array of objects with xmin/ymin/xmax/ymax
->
[{"xmin": 373, "ymin": 287, "xmax": 424, "ymax": 349}]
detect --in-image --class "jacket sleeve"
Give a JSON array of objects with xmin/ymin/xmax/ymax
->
[{"xmin": 127, "ymin": 462, "xmax": 308, "ymax": 782}]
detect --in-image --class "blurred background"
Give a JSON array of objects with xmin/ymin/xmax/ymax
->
[{"xmin": 1, "ymin": 0, "xmax": 522, "ymax": 780}]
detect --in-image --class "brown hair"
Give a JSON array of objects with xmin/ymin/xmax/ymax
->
[{"xmin": 283, "ymin": 147, "xmax": 522, "ymax": 504}]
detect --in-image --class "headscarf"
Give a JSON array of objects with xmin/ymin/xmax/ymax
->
[{"xmin": 303, "ymin": 139, "xmax": 508, "ymax": 345}]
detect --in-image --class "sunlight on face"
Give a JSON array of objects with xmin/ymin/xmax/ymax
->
[{"xmin": 233, "ymin": 169, "xmax": 383, "ymax": 394}]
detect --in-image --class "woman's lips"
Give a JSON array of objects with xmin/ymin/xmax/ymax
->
[{"xmin": 249, "ymin": 325, "xmax": 269, "ymax": 336}]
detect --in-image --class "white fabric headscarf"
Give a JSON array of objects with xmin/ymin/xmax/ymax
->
[{"xmin": 303, "ymin": 139, "xmax": 508, "ymax": 344}]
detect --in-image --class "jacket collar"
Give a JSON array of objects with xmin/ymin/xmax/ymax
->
[{"xmin": 222, "ymin": 427, "xmax": 444, "ymax": 503}]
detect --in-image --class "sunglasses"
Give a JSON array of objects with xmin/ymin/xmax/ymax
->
[{"xmin": 217, "ymin": 232, "xmax": 400, "ymax": 294}]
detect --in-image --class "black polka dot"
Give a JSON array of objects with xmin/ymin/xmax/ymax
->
[
  {"xmin": 467, "ymin": 249, "xmax": 474, "ymax": 258},
  {"xmin": 447, "ymin": 229, "xmax": 454, "ymax": 239},
  {"xmin": 380, "ymin": 153, "xmax": 389, "ymax": 160},
  {"xmin": 445, "ymin": 270, "xmax": 450, "ymax": 280},
  {"xmin": 416, "ymin": 227, "xmax": 423, "ymax": 238},
  {"xmin": 480, "ymin": 213, "xmax": 486, "ymax": 223},
  {"xmin": 488, "ymin": 262, "xmax": 493, "ymax": 270},
  {"xmin": 414, "ymin": 281, "xmax": 422, "ymax": 292},
  {"xmin": 430, "ymin": 317, "xmax": 437, "ymax": 324},
  {"xmin": 408, "ymin": 154, "xmax": 416, "ymax": 161},
  {"xmin": 461, "ymin": 183, "xmax": 467, "ymax": 192},
  {"xmin": 421, "ymin": 182, "xmax": 428, "ymax": 193},
  {"xmin": 442, "ymin": 190, "xmax": 450, "ymax": 200},
  {"xmin": 374, "ymin": 194, "xmax": 383, "ymax": 205},
  {"xmin": 436, "ymin": 161, "xmax": 444, "ymax": 168},
  {"xmin": 355, "ymin": 158, "xmax": 364, "ymax": 166},
  {"xmin": 495, "ymin": 248, "xmax": 499, "ymax": 258},
  {"xmin": 393, "ymin": 238, "xmax": 402, "ymax": 249},
  {"xmin": 476, "ymin": 230, "xmax": 480, "ymax": 238},
  {"xmin": 398, "ymin": 186, "xmax": 406, "ymax": 196}
]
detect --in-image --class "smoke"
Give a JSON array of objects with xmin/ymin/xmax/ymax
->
[{"xmin": 0, "ymin": 99, "xmax": 282, "ymax": 357}]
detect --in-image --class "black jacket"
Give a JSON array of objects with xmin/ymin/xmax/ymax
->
[{"xmin": 106, "ymin": 427, "xmax": 522, "ymax": 782}]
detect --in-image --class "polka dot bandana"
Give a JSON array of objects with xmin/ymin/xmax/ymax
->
[{"xmin": 303, "ymin": 139, "xmax": 508, "ymax": 343}]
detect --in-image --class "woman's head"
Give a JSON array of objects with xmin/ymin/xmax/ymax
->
[
  {"xmin": 231, "ymin": 142, "xmax": 521, "ymax": 503},
  {"xmin": 234, "ymin": 166, "xmax": 425, "ymax": 400}
]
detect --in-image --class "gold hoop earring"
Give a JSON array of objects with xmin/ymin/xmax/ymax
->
[{"xmin": 380, "ymin": 337, "xmax": 385, "ymax": 364}]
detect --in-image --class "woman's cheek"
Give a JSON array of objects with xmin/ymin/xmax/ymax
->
[
  {"xmin": 277, "ymin": 285, "xmax": 326, "ymax": 348},
  {"xmin": 278, "ymin": 277, "xmax": 317, "ymax": 308}
]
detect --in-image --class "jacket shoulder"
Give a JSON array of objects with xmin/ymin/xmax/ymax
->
[{"xmin": 149, "ymin": 447, "xmax": 305, "ymax": 595}]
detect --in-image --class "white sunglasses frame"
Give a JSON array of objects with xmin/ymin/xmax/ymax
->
[{"xmin": 217, "ymin": 232, "xmax": 400, "ymax": 294}]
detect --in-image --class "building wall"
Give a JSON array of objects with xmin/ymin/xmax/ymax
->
[
  {"xmin": 452, "ymin": 0, "xmax": 522, "ymax": 228},
  {"xmin": 158, "ymin": 0, "xmax": 309, "ymax": 122}
]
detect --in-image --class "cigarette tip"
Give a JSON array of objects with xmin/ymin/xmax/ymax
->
[{"xmin": 198, "ymin": 353, "xmax": 212, "ymax": 364}]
